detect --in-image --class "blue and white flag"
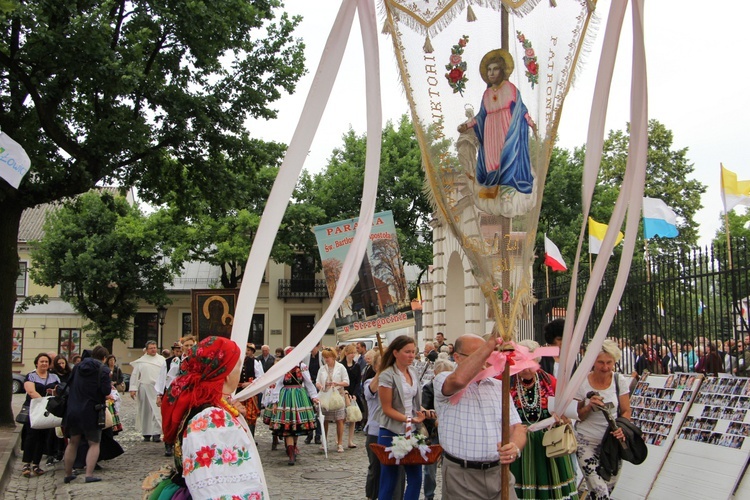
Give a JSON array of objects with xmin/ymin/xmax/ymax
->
[
  {"xmin": 642, "ymin": 197, "xmax": 679, "ymax": 239},
  {"xmin": 0, "ymin": 132, "xmax": 31, "ymax": 189}
]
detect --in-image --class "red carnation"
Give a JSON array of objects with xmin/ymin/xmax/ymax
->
[
  {"xmin": 528, "ymin": 60, "xmax": 538, "ymax": 75},
  {"xmin": 448, "ymin": 68, "xmax": 464, "ymax": 83}
]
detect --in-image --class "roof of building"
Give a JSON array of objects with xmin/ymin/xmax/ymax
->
[{"xmin": 18, "ymin": 187, "xmax": 132, "ymax": 242}]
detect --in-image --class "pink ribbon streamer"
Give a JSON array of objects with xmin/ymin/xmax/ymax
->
[{"xmin": 448, "ymin": 344, "xmax": 559, "ymax": 404}]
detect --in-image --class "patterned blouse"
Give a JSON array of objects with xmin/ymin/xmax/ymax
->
[{"xmin": 181, "ymin": 406, "xmax": 265, "ymax": 500}]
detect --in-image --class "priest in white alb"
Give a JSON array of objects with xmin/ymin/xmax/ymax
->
[{"xmin": 130, "ymin": 340, "xmax": 166, "ymax": 442}]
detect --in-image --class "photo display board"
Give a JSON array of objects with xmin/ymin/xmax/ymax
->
[
  {"xmin": 647, "ymin": 376, "xmax": 750, "ymax": 500},
  {"xmin": 614, "ymin": 373, "xmax": 701, "ymax": 500}
]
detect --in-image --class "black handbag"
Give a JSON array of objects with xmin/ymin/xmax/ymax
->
[{"xmin": 15, "ymin": 405, "xmax": 29, "ymax": 424}]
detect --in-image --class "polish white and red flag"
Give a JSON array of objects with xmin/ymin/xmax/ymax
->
[{"xmin": 544, "ymin": 234, "xmax": 567, "ymax": 272}]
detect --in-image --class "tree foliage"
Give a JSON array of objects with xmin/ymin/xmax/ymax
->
[
  {"xmin": 29, "ymin": 192, "xmax": 178, "ymax": 352},
  {"xmin": 538, "ymin": 120, "xmax": 706, "ymax": 272},
  {"xmin": 299, "ymin": 114, "xmax": 433, "ymax": 273},
  {"xmin": 0, "ymin": 0, "xmax": 304, "ymax": 424}
]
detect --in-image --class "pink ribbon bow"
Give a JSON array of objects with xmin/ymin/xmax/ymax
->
[{"xmin": 449, "ymin": 342, "xmax": 560, "ymax": 404}]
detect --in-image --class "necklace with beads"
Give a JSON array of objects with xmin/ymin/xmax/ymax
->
[
  {"xmin": 515, "ymin": 374, "xmax": 542, "ymax": 424},
  {"xmin": 218, "ymin": 397, "xmax": 240, "ymax": 418}
]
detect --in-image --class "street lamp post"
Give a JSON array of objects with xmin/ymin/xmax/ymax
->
[{"xmin": 157, "ymin": 306, "xmax": 167, "ymax": 351}]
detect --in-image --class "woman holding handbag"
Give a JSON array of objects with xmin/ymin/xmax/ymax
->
[
  {"xmin": 316, "ymin": 347, "xmax": 349, "ymax": 453},
  {"xmin": 575, "ymin": 339, "xmax": 631, "ymax": 499},
  {"xmin": 376, "ymin": 335, "xmax": 426, "ymax": 500},
  {"xmin": 341, "ymin": 344, "xmax": 362, "ymax": 448},
  {"xmin": 509, "ymin": 340, "xmax": 578, "ymax": 500},
  {"xmin": 20, "ymin": 353, "xmax": 60, "ymax": 478}
]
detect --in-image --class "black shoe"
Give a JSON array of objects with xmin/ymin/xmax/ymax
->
[
  {"xmin": 304, "ymin": 435, "xmax": 312, "ymax": 444},
  {"xmin": 152, "ymin": 435, "xmax": 161, "ymax": 443},
  {"xmin": 143, "ymin": 436, "xmax": 151, "ymax": 442},
  {"xmin": 64, "ymin": 475, "xmax": 76, "ymax": 484},
  {"xmin": 45, "ymin": 457, "xmax": 56, "ymax": 466},
  {"xmin": 84, "ymin": 476, "xmax": 102, "ymax": 483},
  {"xmin": 314, "ymin": 437, "xmax": 321, "ymax": 445}
]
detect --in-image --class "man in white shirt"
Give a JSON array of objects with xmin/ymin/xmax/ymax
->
[
  {"xmin": 433, "ymin": 334, "xmax": 527, "ymax": 500},
  {"xmin": 130, "ymin": 341, "xmax": 166, "ymax": 442}
]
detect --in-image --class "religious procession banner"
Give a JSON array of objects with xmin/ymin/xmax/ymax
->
[
  {"xmin": 381, "ymin": 0, "xmax": 598, "ymax": 340},
  {"xmin": 314, "ymin": 210, "xmax": 415, "ymax": 338}
]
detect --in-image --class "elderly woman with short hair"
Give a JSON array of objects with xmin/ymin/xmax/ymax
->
[{"xmin": 575, "ymin": 339, "xmax": 632, "ymax": 499}]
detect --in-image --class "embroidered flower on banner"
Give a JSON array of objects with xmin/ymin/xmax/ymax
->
[
  {"xmin": 516, "ymin": 31, "xmax": 539, "ymax": 89},
  {"xmin": 444, "ymin": 35, "xmax": 469, "ymax": 95}
]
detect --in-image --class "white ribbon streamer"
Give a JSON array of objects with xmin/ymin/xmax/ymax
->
[
  {"xmin": 233, "ymin": 0, "xmax": 382, "ymax": 402},
  {"xmin": 554, "ymin": 0, "xmax": 648, "ymax": 421}
]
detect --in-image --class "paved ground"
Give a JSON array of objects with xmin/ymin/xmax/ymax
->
[{"xmin": 4, "ymin": 393, "xmax": 442, "ymax": 499}]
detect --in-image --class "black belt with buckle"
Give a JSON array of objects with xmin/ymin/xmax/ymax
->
[{"xmin": 443, "ymin": 452, "xmax": 500, "ymax": 470}]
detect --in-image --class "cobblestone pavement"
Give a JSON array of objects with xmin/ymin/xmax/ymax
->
[{"xmin": 4, "ymin": 394, "xmax": 442, "ymax": 499}]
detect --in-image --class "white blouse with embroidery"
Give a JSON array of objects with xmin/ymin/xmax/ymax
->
[{"xmin": 181, "ymin": 407, "xmax": 265, "ymax": 500}]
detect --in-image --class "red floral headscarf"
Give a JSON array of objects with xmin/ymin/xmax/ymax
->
[{"xmin": 161, "ymin": 336, "xmax": 240, "ymax": 444}]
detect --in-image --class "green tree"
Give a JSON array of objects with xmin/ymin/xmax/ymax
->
[
  {"xmin": 163, "ymin": 159, "xmax": 326, "ymax": 289},
  {"xmin": 299, "ymin": 114, "xmax": 433, "ymax": 274},
  {"xmin": 29, "ymin": 192, "xmax": 178, "ymax": 353},
  {"xmin": 538, "ymin": 120, "xmax": 706, "ymax": 270},
  {"xmin": 0, "ymin": 0, "xmax": 304, "ymax": 424}
]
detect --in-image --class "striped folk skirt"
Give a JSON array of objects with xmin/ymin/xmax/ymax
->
[
  {"xmin": 510, "ymin": 427, "xmax": 579, "ymax": 500},
  {"xmin": 269, "ymin": 386, "xmax": 317, "ymax": 437}
]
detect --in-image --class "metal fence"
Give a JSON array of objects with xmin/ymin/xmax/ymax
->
[{"xmin": 533, "ymin": 237, "xmax": 750, "ymax": 375}]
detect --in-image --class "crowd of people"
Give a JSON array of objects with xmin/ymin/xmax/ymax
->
[
  {"xmin": 18, "ymin": 346, "xmax": 126, "ymax": 483},
  {"xmin": 610, "ymin": 333, "xmax": 750, "ymax": 377},
  {"xmin": 25, "ymin": 322, "xmax": 747, "ymax": 499}
]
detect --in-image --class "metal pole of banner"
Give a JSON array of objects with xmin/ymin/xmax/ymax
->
[{"xmin": 499, "ymin": 8, "xmax": 513, "ymax": 500}]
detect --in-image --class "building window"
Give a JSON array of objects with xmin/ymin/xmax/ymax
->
[
  {"xmin": 182, "ymin": 312, "xmax": 192, "ymax": 337},
  {"xmin": 59, "ymin": 329, "xmax": 82, "ymax": 359},
  {"xmin": 250, "ymin": 314, "xmax": 264, "ymax": 346},
  {"xmin": 133, "ymin": 312, "xmax": 159, "ymax": 348},
  {"xmin": 16, "ymin": 262, "xmax": 27, "ymax": 297},
  {"xmin": 291, "ymin": 254, "xmax": 315, "ymax": 293},
  {"xmin": 12, "ymin": 329, "xmax": 23, "ymax": 363}
]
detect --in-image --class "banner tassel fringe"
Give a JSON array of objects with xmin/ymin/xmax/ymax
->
[
  {"xmin": 423, "ymin": 35, "xmax": 434, "ymax": 53},
  {"xmin": 467, "ymin": 5, "xmax": 477, "ymax": 22}
]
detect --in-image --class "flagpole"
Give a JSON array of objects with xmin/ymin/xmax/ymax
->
[
  {"xmin": 545, "ymin": 264, "xmax": 550, "ymax": 298},
  {"xmin": 721, "ymin": 163, "xmax": 734, "ymax": 271},
  {"xmin": 644, "ymin": 239, "xmax": 651, "ymax": 282},
  {"xmin": 724, "ymin": 210, "xmax": 733, "ymax": 271}
]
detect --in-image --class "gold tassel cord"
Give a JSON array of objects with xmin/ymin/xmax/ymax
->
[
  {"xmin": 423, "ymin": 34, "xmax": 434, "ymax": 53},
  {"xmin": 382, "ymin": 20, "xmax": 391, "ymax": 35},
  {"xmin": 467, "ymin": 5, "xmax": 477, "ymax": 21}
]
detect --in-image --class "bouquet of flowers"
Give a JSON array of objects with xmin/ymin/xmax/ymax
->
[{"xmin": 369, "ymin": 421, "xmax": 443, "ymax": 465}]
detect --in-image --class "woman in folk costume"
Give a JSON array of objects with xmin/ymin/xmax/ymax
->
[
  {"xmin": 509, "ymin": 340, "xmax": 578, "ymax": 500},
  {"xmin": 269, "ymin": 346, "xmax": 319, "ymax": 465},
  {"xmin": 157, "ymin": 336, "xmax": 267, "ymax": 499}
]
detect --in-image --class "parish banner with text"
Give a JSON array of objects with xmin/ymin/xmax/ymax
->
[{"xmin": 314, "ymin": 211, "xmax": 415, "ymax": 339}]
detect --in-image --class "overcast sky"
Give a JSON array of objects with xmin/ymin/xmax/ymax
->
[{"xmin": 247, "ymin": 1, "xmax": 750, "ymax": 247}]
